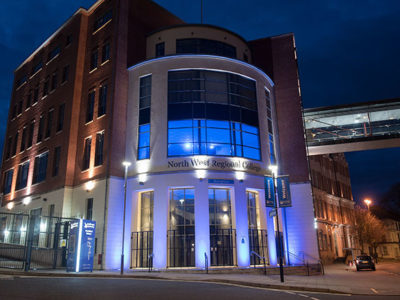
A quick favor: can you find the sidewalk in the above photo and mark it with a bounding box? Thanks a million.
[1,262,399,296]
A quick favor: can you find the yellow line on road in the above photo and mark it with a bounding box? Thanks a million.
[370,288,378,294]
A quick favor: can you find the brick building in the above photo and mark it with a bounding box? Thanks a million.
[0,0,319,271]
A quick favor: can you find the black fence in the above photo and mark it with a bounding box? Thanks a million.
[0,212,77,270]
[249,229,269,266]
[167,230,195,267]
[210,228,236,266]
[131,231,153,268]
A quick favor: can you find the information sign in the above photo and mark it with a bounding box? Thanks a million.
[277,176,292,207]
[264,176,275,207]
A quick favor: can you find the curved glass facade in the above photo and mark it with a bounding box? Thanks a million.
[176,38,236,59]
[167,70,260,160]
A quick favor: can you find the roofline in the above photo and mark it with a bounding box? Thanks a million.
[303,97,400,114]
[147,24,249,46]
[248,32,295,43]
[15,7,88,73]
[127,54,274,87]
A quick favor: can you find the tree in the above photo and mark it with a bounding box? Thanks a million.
[353,206,385,256]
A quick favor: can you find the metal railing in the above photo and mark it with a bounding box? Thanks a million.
[210,228,236,266]
[249,229,268,266]
[167,229,195,268]
[131,231,153,268]
[250,251,267,275]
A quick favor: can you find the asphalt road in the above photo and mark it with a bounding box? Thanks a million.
[0,277,398,300]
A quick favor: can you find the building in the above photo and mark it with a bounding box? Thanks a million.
[309,153,357,263]
[0,0,319,271]
[376,219,400,260]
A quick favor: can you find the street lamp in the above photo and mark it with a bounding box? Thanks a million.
[268,164,284,283]
[364,198,372,211]
[121,161,131,275]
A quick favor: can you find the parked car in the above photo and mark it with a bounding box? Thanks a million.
[355,255,376,271]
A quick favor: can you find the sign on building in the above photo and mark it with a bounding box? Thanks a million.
[67,219,96,272]
[277,176,292,207]
[264,176,275,207]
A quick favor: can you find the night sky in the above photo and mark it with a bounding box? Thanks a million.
[0,0,399,205]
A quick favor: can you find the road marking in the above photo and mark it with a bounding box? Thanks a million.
[298,294,309,298]
[370,288,378,294]
[310,297,320,300]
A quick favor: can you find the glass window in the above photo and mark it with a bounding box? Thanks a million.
[176,38,236,59]
[168,188,195,267]
[52,146,61,177]
[16,161,29,190]
[43,77,49,97]
[20,127,27,152]
[138,75,151,160]
[31,61,43,76]
[93,10,112,32]
[33,86,39,104]
[155,42,165,57]
[12,132,18,156]
[17,100,23,115]
[6,136,12,159]
[37,115,44,143]
[3,169,13,195]
[47,46,60,62]
[86,198,93,220]
[90,49,98,71]
[102,43,110,63]
[98,84,107,117]
[86,90,95,123]
[33,152,48,184]
[51,71,58,91]
[62,65,69,83]
[83,137,92,171]
[45,109,53,138]
[57,103,65,132]
[27,122,34,149]
[95,131,104,166]
[140,191,154,231]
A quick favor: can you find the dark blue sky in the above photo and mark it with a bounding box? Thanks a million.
[0,0,399,204]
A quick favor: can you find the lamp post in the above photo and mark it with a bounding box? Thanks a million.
[121,161,131,275]
[364,198,372,211]
[269,164,284,283]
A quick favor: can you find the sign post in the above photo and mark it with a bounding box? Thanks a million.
[67,219,96,272]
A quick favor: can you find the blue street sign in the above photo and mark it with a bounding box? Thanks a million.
[208,179,234,184]
[269,208,277,218]
[277,176,292,207]
[264,176,275,207]
[67,219,96,272]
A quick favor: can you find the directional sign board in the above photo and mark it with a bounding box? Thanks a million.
[264,176,275,207]
[277,176,292,207]
[269,209,277,218]
[67,219,96,272]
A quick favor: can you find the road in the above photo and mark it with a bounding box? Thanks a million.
[0,276,398,300]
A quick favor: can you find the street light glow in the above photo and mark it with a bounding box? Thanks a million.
[268,164,278,177]
[122,161,131,167]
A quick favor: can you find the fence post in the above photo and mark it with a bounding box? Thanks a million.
[263,257,267,275]
[52,222,60,269]
[61,221,69,267]
[24,215,36,271]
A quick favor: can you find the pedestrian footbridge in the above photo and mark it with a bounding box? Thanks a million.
[304,98,400,155]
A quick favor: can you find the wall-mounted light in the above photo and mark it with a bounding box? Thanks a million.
[196,169,206,181]
[138,173,147,185]
[235,171,245,182]
[22,196,32,205]
[7,202,14,210]
[85,180,95,192]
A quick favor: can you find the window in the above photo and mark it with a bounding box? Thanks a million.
[155,42,165,57]
[47,45,60,62]
[12,132,18,156]
[95,131,104,166]
[3,169,13,195]
[45,109,54,138]
[86,198,93,220]
[86,90,95,123]
[51,71,58,91]
[52,146,61,177]
[33,152,48,184]
[57,103,65,132]
[26,91,32,109]
[168,188,195,267]
[102,42,110,63]
[12,104,17,119]
[31,61,43,76]
[17,100,23,115]
[66,35,72,46]
[33,86,39,104]
[98,84,107,117]
[62,65,69,83]
[176,38,236,58]
[138,75,151,160]
[167,70,260,160]
[37,115,44,143]
[16,161,29,190]
[43,77,49,97]
[16,75,27,88]
[20,127,27,152]
[83,137,92,170]
[6,136,12,159]
[243,53,248,62]
[90,49,98,71]
[93,10,112,32]
[139,191,153,231]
